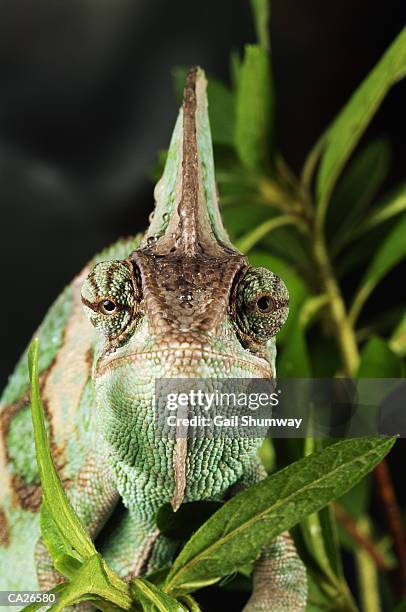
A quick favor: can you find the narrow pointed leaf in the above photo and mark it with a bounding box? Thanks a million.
[28,339,96,560]
[350,214,406,322]
[164,437,395,593]
[249,0,270,50]
[131,578,187,612]
[357,337,403,378]
[316,26,406,222]
[278,324,311,377]
[354,181,406,238]
[389,313,406,357]
[235,45,274,171]
[328,139,390,248]
[40,500,76,563]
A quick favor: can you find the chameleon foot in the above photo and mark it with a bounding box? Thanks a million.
[242,533,307,612]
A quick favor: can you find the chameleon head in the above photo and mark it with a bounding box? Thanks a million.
[81,257,289,381]
[80,67,289,507]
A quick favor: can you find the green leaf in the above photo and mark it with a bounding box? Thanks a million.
[278,324,311,377]
[28,340,131,610]
[309,337,341,378]
[249,0,270,50]
[261,226,313,274]
[335,223,390,277]
[164,437,395,594]
[316,26,406,225]
[299,295,329,329]
[301,440,344,582]
[172,67,235,145]
[145,567,171,588]
[27,339,96,561]
[222,203,271,240]
[235,45,274,172]
[131,577,187,612]
[317,504,343,579]
[40,501,76,565]
[327,139,390,250]
[177,593,202,612]
[389,312,406,357]
[349,213,406,323]
[352,180,406,239]
[357,336,403,378]
[53,554,82,580]
[230,50,242,89]
[207,79,236,146]
[357,305,405,342]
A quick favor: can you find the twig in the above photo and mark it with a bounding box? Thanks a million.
[333,503,391,571]
[354,517,381,612]
[373,460,406,597]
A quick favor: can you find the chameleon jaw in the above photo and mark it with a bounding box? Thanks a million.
[95,347,273,380]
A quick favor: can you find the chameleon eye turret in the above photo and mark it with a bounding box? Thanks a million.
[235,267,289,342]
[81,260,140,339]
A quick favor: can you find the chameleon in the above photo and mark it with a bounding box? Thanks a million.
[0,68,307,611]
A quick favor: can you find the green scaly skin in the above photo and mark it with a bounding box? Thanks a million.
[0,68,307,611]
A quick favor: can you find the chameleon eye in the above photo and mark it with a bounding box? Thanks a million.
[235,267,289,342]
[99,299,117,315]
[81,260,139,339]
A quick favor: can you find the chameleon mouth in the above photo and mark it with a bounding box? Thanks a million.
[95,346,272,379]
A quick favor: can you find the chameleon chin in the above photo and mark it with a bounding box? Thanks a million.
[0,68,306,610]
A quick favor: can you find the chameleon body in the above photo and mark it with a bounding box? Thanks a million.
[0,69,307,610]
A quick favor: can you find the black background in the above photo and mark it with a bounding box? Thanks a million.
[0,1,405,604]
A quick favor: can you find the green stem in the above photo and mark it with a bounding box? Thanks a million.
[236,214,304,253]
[355,518,381,612]
[267,156,360,375]
[348,282,374,327]
[299,294,329,328]
[312,233,360,375]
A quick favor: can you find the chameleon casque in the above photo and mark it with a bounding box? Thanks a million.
[0,68,307,610]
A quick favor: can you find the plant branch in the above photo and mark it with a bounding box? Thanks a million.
[236,215,305,253]
[354,517,381,612]
[373,460,406,598]
[333,504,392,571]
[312,232,360,375]
[271,160,360,375]
[348,282,375,327]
